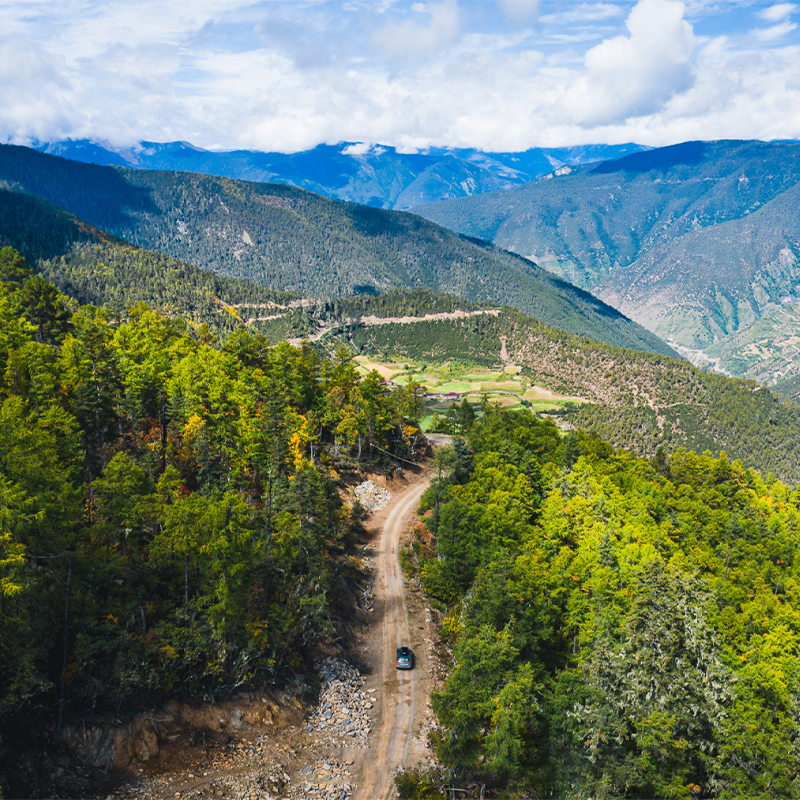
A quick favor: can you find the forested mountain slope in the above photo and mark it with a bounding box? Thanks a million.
[35,139,648,210]
[0,188,306,338]
[0,180,794,481]
[342,306,800,484]
[0,179,795,481]
[417,140,800,395]
[0,183,122,256]
[0,144,673,357]
[414,410,800,798]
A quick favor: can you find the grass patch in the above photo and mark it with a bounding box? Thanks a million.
[434,380,473,393]
[420,414,437,431]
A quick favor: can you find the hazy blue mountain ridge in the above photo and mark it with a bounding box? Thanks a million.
[33,139,649,210]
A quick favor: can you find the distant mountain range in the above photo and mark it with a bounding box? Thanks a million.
[0,144,671,356]
[416,139,800,399]
[32,139,648,210]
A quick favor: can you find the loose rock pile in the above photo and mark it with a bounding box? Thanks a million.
[286,758,354,800]
[306,658,374,749]
[353,480,391,513]
[186,764,290,800]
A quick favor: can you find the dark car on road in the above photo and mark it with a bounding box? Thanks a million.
[396,646,415,670]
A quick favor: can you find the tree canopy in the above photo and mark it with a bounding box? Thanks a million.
[0,247,423,796]
[416,406,800,798]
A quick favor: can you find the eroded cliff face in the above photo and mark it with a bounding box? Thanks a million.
[60,691,301,770]
[0,691,306,798]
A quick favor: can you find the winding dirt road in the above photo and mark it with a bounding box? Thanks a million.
[351,474,430,799]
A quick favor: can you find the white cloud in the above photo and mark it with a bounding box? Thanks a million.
[540,3,624,26]
[1,0,800,154]
[370,0,460,59]
[53,0,253,59]
[559,0,697,125]
[759,3,797,22]
[341,142,371,154]
[755,20,797,40]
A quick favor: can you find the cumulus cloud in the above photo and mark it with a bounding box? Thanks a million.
[559,0,697,125]
[1,0,800,153]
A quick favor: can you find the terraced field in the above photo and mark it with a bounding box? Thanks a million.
[354,356,581,429]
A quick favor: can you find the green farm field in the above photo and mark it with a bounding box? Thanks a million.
[354,356,579,427]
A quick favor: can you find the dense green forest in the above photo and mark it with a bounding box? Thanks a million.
[343,308,800,483]
[0,247,424,797]
[409,409,800,798]
[0,146,674,356]
[37,242,312,340]
[0,188,307,339]
[0,185,122,259]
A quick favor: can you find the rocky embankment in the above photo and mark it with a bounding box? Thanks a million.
[276,658,377,800]
[305,658,374,748]
[111,735,299,800]
[287,757,355,800]
[103,658,375,800]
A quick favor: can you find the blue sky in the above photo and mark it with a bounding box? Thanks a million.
[1,0,799,152]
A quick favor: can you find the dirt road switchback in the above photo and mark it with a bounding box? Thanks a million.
[350,474,431,800]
